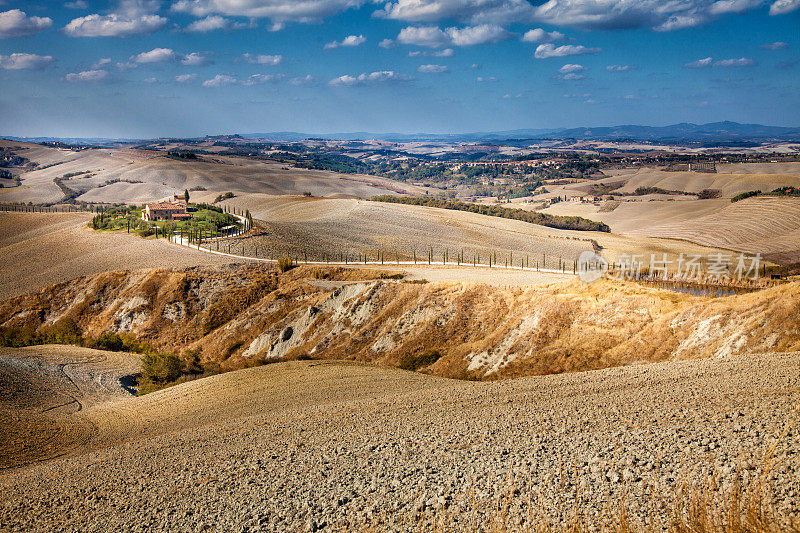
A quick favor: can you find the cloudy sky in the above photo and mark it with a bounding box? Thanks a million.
[1,0,798,138]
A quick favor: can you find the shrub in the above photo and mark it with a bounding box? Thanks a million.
[732,190,762,202]
[697,188,722,199]
[37,318,83,345]
[91,331,149,353]
[277,257,295,273]
[379,272,404,280]
[139,353,183,394]
[399,349,443,371]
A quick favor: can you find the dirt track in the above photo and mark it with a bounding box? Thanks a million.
[0,349,798,531]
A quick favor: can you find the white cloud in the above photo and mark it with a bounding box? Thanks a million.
[770,0,800,14]
[64,11,166,37]
[134,47,178,63]
[606,63,636,72]
[409,48,454,57]
[532,0,778,32]
[289,74,315,85]
[324,34,366,49]
[171,0,363,23]
[521,28,564,43]
[476,76,497,82]
[181,52,212,65]
[397,24,510,48]
[378,38,395,48]
[558,72,585,80]
[65,69,108,81]
[760,41,789,50]
[64,0,89,8]
[685,56,755,68]
[714,57,755,67]
[175,73,197,82]
[185,15,232,31]
[417,63,448,73]
[92,57,112,68]
[685,56,713,68]
[558,63,584,73]
[376,0,537,24]
[0,9,53,38]
[534,43,601,59]
[202,73,237,87]
[397,26,449,47]
[446,24,509,46]
[143,76,158,82]
[241,73,283,85]
[329,70,413,86]
[241,53,282,65]
[0,52,54,70]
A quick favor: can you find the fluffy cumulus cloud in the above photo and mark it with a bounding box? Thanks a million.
[417,63,448,73]
[556,63,586,79]
[202,73,237,87]
[134,47,178,63]
[770,0,800,14]
[65,69,108,82]
[558,63,585,73]
[182,52,212,65]
[324,34,366,49]
[185,15,253,31]
[532,0,798,32]
[606,63,636,72]
[0,9,53,38]
[171,0,364,23]
[130,48,213,65]
[396,24,510,48]
[65,0,167,37]
[520,28,564,43]
[685,56,755,68]
[329,70,413,86]
[240,53,282,65]
[375,0,537,24]
[534,43,601,59]
[0,52,54,70]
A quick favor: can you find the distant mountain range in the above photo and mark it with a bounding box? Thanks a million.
[243,122,800,143]
[6,122,800,145]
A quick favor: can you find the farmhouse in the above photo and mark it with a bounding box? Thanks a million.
[142,200,189,221]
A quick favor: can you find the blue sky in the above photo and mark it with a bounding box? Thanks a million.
[1,0,798,138]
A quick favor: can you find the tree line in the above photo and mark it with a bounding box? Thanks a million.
[371,195,611,232]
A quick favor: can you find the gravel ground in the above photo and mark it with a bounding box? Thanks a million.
[1,352,798,531]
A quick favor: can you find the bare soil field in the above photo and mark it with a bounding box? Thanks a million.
[0,213,239,301]
[628,196,800,263]
[216,194,733,267]
[0,345,139,469]
[542,196,800,263]
[0,140,425,205]
[602,167,800,197]
[0,213,576,301]
[1,349,798,531]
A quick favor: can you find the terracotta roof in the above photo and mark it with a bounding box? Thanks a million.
[147,202,185,211]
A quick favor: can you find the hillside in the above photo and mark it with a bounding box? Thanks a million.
[631,196,800,263]
[0,140,423,205]
[2,265,798,380]
[1,347,798,530]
